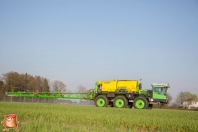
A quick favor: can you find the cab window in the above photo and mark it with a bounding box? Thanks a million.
[153,87,166,94]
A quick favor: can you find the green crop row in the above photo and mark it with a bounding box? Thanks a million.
[0,102,198,132]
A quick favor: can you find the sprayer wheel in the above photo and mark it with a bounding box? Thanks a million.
[114,96,128,108]
[95,95,109,107]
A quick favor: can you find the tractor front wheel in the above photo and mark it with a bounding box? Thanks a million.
[134,97,148,109]
[95,95,109,107]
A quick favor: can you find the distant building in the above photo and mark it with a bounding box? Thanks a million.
[183,101,198,109]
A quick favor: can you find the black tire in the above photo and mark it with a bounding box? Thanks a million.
[113,96,128,108]
[94,95,109,107]
[134,97,148,109]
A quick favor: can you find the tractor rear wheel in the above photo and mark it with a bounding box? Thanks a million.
[134,97,148,109]
[95,95,109,107]
[114,96,128,108]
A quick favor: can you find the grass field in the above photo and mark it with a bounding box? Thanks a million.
[0,102,198,132]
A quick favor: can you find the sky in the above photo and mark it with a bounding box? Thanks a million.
[0,1,198,100]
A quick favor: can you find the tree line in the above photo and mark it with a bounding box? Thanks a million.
[0,71,67,101]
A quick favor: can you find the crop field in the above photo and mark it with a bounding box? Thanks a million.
[0,102,198,132]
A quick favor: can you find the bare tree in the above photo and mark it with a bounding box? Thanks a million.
[176,91,191,105]
[43,78,50,92]
[176,91,198,108]
[185,93,198,107]
[76,85,87,92]
[3,71,21,92]
[51,80,67,92]
[166,93,173,104]
[0,77,5,101]
[27,75,36,92]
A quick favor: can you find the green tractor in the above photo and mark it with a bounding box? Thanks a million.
[89,81,170,109]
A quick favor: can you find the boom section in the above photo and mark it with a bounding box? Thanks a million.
[6,91,94,100]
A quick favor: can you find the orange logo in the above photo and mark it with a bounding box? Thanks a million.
[1,114,19,131]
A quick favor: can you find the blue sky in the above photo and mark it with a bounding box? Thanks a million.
[0,1,198,99]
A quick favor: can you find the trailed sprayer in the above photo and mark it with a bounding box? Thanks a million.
[6,80,170,109]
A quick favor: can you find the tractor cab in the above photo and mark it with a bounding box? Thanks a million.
[151,83,170,103]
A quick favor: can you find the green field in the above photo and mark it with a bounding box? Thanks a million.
[0,102,198,132]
